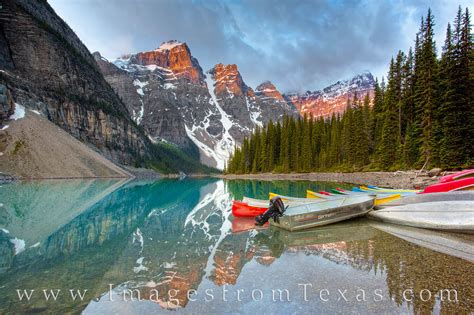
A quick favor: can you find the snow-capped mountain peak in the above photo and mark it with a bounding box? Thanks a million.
[284,72,375,118]
[155,40,184,51]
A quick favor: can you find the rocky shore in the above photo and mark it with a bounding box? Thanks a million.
[218,170,448,189]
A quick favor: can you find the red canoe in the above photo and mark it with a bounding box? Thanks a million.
[422,177,474,193]
[232,200,267,217]
[319,191,333,196]
[439,169,474,183]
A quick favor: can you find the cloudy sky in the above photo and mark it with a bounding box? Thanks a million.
[50,0,471,93]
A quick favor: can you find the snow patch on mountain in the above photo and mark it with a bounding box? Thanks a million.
[184,74,237,170]
[133,79,148,96]
[245,97,263,127]
[132,101,145,125]
[155,40,183,51]
[10,103,25,120]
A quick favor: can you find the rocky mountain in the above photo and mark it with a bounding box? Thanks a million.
[285,71,375,118]
[0,0,152,164]
[0,0,375,174]
[0,0,212,174]
[95,42,298,169]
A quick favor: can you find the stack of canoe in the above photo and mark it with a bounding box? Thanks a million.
[231,169,474,233]
[368,169,474,233]
[422,169,474,193]
[368,192,474,233]
[232,190,380,231]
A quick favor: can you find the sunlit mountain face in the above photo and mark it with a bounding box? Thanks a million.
[0,179,472,314]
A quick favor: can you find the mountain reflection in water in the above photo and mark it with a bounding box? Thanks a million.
[0,179,472,314]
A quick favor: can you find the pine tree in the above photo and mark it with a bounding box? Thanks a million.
[226,7,472,174]
[418,9,439,166]
[280,117,290,172]
[266,121,275,171]
[300,114,312,171]
[353,99,369,167]
[379,58,401,169]
[440,7,473,166]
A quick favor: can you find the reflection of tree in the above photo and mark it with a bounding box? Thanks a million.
[226,179,353,200]
[285,223,473,313]
[210,219,473,314]
[362,232,474,314]
[1,179,472,314]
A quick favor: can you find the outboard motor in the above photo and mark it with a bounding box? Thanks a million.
[255,196,287,226]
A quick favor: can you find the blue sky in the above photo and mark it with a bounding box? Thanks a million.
[50,0,472,92]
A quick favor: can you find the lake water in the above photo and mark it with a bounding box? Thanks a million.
[0,179,472,314]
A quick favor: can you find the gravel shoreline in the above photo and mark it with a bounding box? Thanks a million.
[217,171,445,189]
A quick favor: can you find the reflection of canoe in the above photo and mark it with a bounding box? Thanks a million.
[270,220,378,247]
[369,222,474,262]
[368,201,474,233]
[422,178,474,193]
[231,217,268,233]
[270,195,375,231]
[439,169,474,183]
[376,191,474,209]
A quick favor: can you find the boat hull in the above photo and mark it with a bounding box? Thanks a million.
[232,201,267,217]
[330,189,400,206]
[422,178,474,193]
[306,190,334,199]
[439,169,474,183]
[242,196,329,208]
[368,201,474,233]
[376,191,474,208]
[270,197,375,231]
[360,186,420,193]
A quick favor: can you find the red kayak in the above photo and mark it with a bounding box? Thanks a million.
[232,200,267,217]
[422,177,474,193]
[439,169,474,183]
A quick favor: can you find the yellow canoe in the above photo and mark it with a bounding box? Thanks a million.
[269,192,319,202]
[374,193,401,206]
[307,189,400,206]
[360,186,420,193]
[305,190,331,199]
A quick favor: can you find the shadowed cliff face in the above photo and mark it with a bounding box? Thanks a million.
[0,84,14,124]
[0,0,151,164]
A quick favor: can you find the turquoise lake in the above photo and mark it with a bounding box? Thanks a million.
[0,179,472,314]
